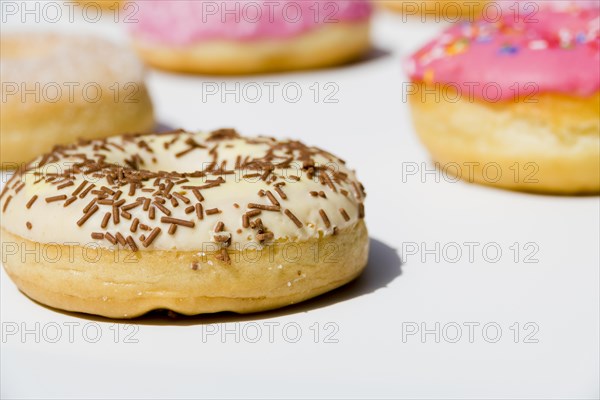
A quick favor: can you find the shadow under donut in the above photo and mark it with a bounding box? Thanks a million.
[149,47,392,78]
[339,46,392,69]
[153,122,176,133]
[29,238,402,325]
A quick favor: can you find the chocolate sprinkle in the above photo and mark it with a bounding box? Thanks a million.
[130,218,139,232]
[284,209,303,228]
[191,189,204,202]
[339,208,350,221]
[105,233,117,245]
[112,206,120,224]
[153,201,172,216]
[161,216,195,228]
[126,236,138,251]
[77,204,99,226]
[248,203,280,212]
[83,199,98,213]
[63,196,77,207]
[57,181,74,190]
[143,227,161,247]
[78,183,95,199]
[26,195,38,209]
[319,209,331,228]
[46,195,67,203]
[115,232,127,246]
[101,212,111,228]
[265,191,280,206]
[246,210,261,217]
[274,186,287,200]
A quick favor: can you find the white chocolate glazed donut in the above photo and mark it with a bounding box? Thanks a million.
[0,129,368,318]
[0,33,154,167]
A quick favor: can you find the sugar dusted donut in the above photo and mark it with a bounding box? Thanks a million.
[406,6,600,194]
[0,129,368,318]
[128,0,372,74]
[0,33,154,167]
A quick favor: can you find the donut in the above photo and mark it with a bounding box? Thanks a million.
[0,33,154,168]
[128,0,372,74]
[378,0,489,20]
[0,129,368,318]
[405,6,600,194]
[74,0,121,10]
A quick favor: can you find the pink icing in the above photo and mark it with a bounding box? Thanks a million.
[407,8,600,100]
[129,0,372,45]
[499,0,600,12]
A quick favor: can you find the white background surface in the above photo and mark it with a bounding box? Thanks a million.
[1,3,599,399]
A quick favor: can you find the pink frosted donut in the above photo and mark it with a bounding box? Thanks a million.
[128,0,373,74]
[406,7,600,100]
[405,7,600,194]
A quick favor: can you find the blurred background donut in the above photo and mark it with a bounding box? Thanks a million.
[127,0,373,74]
[377,0,490,20]
[405,4,600,193]
[0,33,154,167]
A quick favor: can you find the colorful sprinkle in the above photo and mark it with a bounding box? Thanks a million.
[499,44,519,55]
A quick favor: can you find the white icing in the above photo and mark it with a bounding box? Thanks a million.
[0,131,365,252]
